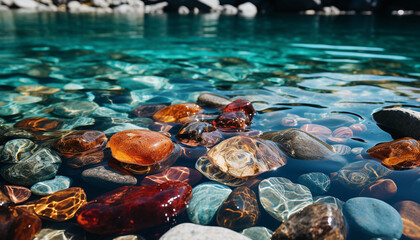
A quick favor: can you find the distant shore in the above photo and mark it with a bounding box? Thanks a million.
[1,0,420,16]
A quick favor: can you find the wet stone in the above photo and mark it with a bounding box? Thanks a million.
[350,123,367,133]
[259,177,313,222]
[207,135,286,178]
[359,179,397,200]
[160,223,251,240]
[0,138,37,163]
[0,148,61,186]
[272,203,347,240]
[300,124,332,139]
[82,166,137,189]
[52,101,99,118]
[132,104,167,118]
[367,137,420,170]
[332,144,351,155]
[0,190,10,206]
[0,206,42,240]
[297,172,331,195]
[241,226,273,240]
[91,107,129,119]
[336,160,391,190]
[31,175,72,196]
[15,84,59,96]
[53,130,107,158]
[187,182,231,225]
[112,235,146,240]
[197,92,232,109]
[176,121,222,147]
[313,196,344,210]
[14,117,63,132]
[222,99,255,121]
[140,166,201,187]
[66,149,105,168]
[153,103,203,123]
[216,186,260,230]
[393,201,420,240]
[109,129,175,166]
[2,185,31,204]
[343,197,403,239]
[60,117,95,130]
[77,182,192,235]
[196,156,250,186]
[373,108,420,140]
[33,222,86,240]
[213,111,251,131]
[103,123,147,134]
[332,126,353,138]
[31,187,87,221]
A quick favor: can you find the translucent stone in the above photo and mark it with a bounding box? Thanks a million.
[53,130,107,158]
[207,135,286,178]
[0,206,42,240]
[367,137,420,170]
[2,185,31,204]
[52,101,99,118]
[34,222,86,240]
[187,182,232,225]
[60,117,95,130]
[313,196,344,210]
[66,149,105,168]
[271,203,347,240]
[333,127,353,138]
[222,99,255,121]
[259,177,313,222]
[176,121,222,147]
[76,182,192,235]
[132,104,167,118]
[0,139,37,163]
[393,201,420,240]
[32,187,87,221]
[241,227,273,240]
[141,166,201,186]
[153,103,203,123]
[350,123,367,133]
[109,129,175,166]
[30,175,72,196]
[216,186,260,230]
[336,160,391,190]
[195,156,249,186]
[213,111,250,131]
[14,117,63,132]
[332,144,351,155]
[300,124,332,139]
[297,172,331,195]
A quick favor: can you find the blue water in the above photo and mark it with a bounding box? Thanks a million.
[0,12,419,240]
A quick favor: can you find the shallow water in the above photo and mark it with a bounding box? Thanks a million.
[0,12,419,240]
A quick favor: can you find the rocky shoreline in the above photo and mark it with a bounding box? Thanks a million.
[1,0,420,15]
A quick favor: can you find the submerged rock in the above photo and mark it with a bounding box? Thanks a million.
[52,101,98,118]
[297,172,330,195]
[393,201,420,240]
[271,203,347,240]
[82,166,137,189]
[31,175,72,196]
[2,185,31,204]
[14,117,63,132]
[241,226,273,240]
[53,130,107,158]
[197,92,232,108]
[373,108,420,140]
[153,103,202,123]
[34,222,86,240]
[359,179,397,200]
[140,166,201,187]
[0,206,42,240]
[160,223,251,240]
[176,121,222,147]
[0,138,37,163]
[213,111,251,131]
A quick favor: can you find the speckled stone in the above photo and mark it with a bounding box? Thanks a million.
[0,138,37,163]
[187,182,232,225]
[343,197,403,239]
[31,175,72,196]
[0,148,61,186]
[297,172,330,195]
[272,203,347,240]
[52,101,99,118]
[160,223,251,240]
[81,166,137,189]
[259,177,313,222]
[241,226,273,240]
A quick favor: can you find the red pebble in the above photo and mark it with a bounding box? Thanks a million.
[213,111,250,131]
[222,99,255,121]
[76,182,192,235]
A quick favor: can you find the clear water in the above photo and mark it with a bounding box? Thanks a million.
[0,12,419,239]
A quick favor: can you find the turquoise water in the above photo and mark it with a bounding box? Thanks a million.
[0,12,420,239]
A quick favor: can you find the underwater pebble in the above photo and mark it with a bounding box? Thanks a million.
[297,172,330,195]
[160,223,251,240]
[31,175,72,196]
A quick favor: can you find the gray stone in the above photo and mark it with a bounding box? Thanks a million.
[13,0,38,8]
[31,175,72,196]
[160,223,251,240]
[81,166,137,189]
[238,2,257,17]
[241,226,273,240]
[197,92,232,108]
[0,139,37,163]
[0,148,61,186]
[52,101,98,118]
[373,108,420,140]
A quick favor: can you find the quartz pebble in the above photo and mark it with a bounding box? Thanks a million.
[271,203,347,240]
[132,104,167,118]
[259,177,313,222]
[187,182,232,225]
[216,186,260,230]
[160,223,252,240]
[77,182,192,235]
[222,99,255,121]
[300,124,332,139]
[34,222,86,240]
[313,196,344,210]
[31,175,72,196]
[332,144,351,155]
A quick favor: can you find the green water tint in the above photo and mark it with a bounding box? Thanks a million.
[0,12,419,240]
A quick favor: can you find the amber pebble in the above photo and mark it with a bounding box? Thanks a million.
[176,121,222,147]
[2,185,31,204]
[141,166,201,187]
[132,104,167,118]
[32,187,87,221]
[213,111,250,131]
[222,99,255,121]
[153,103,203,123]
[177,114,216,124]
[109,129,175,166]
[0,190,10,206]
[216,186,260,230]
[350,123,367,133]
[53,130,107,158]
[14,117,63,132]
[77,182,192,235]
[0,206,42,240]
[300,124,332,139]
[367,137,420,170]
[333,127,353,138]
[393,201,420,240]
[359,179,397,200]
[66,149,105,168]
